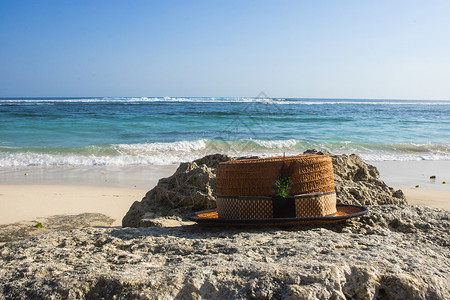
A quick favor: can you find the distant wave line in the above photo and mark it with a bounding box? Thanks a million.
[1,97,449,106]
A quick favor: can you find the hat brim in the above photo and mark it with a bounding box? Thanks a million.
[186,204,368,226]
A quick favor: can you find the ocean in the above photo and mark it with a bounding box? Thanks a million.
[1,97,449,168]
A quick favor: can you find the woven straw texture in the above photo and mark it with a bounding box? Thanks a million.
[217,197,273,219]
[217,192,336,219]
[295,192,336,217]
[216,155,335,197]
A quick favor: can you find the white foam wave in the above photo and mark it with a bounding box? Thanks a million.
[114,140,209,154]
[252,139,299,148]
[0,97,277,104]
[1,140,449,168]
[0,140,214,167]
[2,97,448,105]
[360,153,450,161]
[0,152,179,167]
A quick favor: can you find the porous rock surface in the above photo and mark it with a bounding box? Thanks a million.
[123,152,407,227]
[1,206,449,299]
[0,213,115,244]
[122,154,234,227]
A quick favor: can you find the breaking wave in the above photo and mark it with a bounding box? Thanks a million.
[1,139,449,168]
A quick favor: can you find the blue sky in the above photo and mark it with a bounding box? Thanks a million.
[0,0,449,99]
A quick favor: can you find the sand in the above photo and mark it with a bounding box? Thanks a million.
[0,185,147,226]
[369,160,450,191]
[369,160,450,211]
[402,189,450,211]
[0,165,178,226]
[0,161,448,227]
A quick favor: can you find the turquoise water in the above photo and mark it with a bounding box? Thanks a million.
[1,97,449,167]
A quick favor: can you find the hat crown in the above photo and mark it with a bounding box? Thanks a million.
[216,155,337,219]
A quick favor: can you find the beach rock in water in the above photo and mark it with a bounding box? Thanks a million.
[1,205,449,299]
[304,150,407,206]
[122,154,234,227]
[123,152,406,227]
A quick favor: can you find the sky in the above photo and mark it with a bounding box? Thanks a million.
[0,0,449,99]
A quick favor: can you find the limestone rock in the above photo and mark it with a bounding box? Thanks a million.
[122,154,234,227]
[1,205,448,299]
[0,213,114,244]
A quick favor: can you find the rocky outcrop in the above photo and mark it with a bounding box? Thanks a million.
[122,154,234,227]
[1,205,449,299]
[123,152,407,227]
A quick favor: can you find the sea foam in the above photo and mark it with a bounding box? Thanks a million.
[1,139,449,168]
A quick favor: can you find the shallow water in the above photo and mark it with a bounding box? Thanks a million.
[1,97,449,167]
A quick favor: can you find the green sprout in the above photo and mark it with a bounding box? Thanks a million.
[274,175,290,197]
[35,222,44,228]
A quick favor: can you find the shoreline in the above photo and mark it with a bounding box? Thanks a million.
[2,160,449,190]
[0,160,449,227]
[0,164,179,189]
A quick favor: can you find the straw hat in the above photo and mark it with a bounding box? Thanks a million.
[187,155,368,226]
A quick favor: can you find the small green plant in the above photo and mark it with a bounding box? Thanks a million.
[274,175,290,197]
[35,222,44,228]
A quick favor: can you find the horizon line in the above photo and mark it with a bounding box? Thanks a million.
[1,96,449,101]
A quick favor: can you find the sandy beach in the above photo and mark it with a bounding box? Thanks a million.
[0,165,178,226]
[370,160,450,211]
[0,160,448,227]
[0,185,147,226]
[402,189,450,211]
[370,160,450,191]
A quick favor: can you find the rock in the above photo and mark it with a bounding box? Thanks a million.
[1,205,449,299]
[138,216,188,227]
[122,154,234,227]
[0,213,114,244]
[123,152,407,227]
